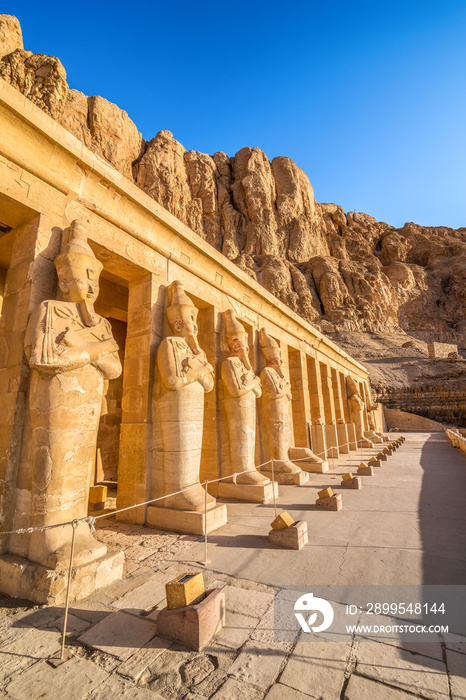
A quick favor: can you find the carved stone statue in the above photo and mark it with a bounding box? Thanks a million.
[259,329,325,481]
[24,220,122,569]
[346,375,373,448]
[219,311,277,502]
[147,281,227,534]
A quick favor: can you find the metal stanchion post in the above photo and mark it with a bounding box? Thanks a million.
[271,459,277,518]
[54,520,78,665]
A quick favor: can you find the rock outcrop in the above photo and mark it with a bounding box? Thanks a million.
[1,14,465,424]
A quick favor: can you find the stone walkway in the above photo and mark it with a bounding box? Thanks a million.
[0,432,465,699]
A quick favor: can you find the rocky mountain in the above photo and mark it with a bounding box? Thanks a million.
[1,14,465,424]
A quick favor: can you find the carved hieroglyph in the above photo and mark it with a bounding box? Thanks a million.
[24,220,122,569]
[259,329,321,479]
[156,281,217,511]
[221,310,270,486]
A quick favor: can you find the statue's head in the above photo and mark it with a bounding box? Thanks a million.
[166,281,199,347]
[259,328,281,366]
[54,220,103,326]
[224,309,249,355]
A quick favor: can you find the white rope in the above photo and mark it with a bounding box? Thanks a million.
[1,437,383,537]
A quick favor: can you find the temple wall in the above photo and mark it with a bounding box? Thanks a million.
[0,78,373,536]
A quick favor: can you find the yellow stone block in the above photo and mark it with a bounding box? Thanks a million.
[271,511,295,531]
[317,487,333,499]
[368,457,377,463]
[88,485,107,504]
[358,462,369,469]
[166,572,205,610]
[342,473,354,481]
[383,447,390,454]
[377,452,385,458]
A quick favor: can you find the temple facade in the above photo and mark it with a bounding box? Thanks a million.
[0,79,383,602]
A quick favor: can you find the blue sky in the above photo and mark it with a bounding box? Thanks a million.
[6,1,466,228]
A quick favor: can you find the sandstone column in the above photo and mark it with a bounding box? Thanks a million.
[116,272,161,524]
[147,281,227,534]
[218,310,278,503]
[320,363,339,458]
[331,367,349,453]
[307,356,328,459]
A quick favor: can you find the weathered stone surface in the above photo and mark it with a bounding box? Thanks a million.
[344,674,420,699]
[214,610,258,649]
[355,640,450,699]
[0,47,68,118]
[116,636,171,681]
[211,677,265,700]
[6,657,108,700]
[279,640,350,698]
[228,640,287,689]
[77,611,157,660]
[223,585,273,619]
[446,648,466,700]
[85,674,159,699]
[0,15,22,58]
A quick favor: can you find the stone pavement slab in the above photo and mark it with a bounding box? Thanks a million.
[265,683,313,699]
[6,656,108,700]
[211,676,265,699]
[86,673,162,699]
[250,604,298,651]
[279,640,350,699]
[77,610,156,660]
[344,673,422,699]
[116,635,171,681]
[228,639,287,689]
[0,627,61,682]
[355,640,450,699]
[445,633,466,655]
[111,576,167,614]
[215,610,258,649]
[224,585,273,618]
[445,648,466,700]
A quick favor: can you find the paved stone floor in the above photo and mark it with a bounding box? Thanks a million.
[0,432,465,699]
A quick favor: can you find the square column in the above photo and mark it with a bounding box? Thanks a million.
[331,368,349,454]
[117,273,161,524]
[307,356,327,459]
[288,348,311,449]
[320,362,339,459]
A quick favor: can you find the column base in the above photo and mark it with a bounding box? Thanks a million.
[262,469,309,485]
[292,459,329,473]
[0,548,124,605]
[217,480,279,503]
[146,502,227,536]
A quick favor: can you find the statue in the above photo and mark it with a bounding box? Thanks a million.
[346,375,373,448]
[219,310,277,502]
[24,220,122,569]
[259,329,325,481]
[147,281,227,534]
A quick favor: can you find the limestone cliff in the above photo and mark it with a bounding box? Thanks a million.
[1,14,465,423]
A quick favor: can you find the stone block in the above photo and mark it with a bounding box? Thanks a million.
[217,480,279,504]
[315,494,342,511]
[261,469,309,485]
[342,472,354,480]
[317,487,333,499]
[156,587,225,651]
[0,549,124,605]
[340,476,361,489]
[377,452,388,461]
[357,465,374,476]
[268,520,308,550]
[89,485,107,505]
[166,572,205,610]
[368,458,381,468]
[146,502,227,535]
[270,511,295,531]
